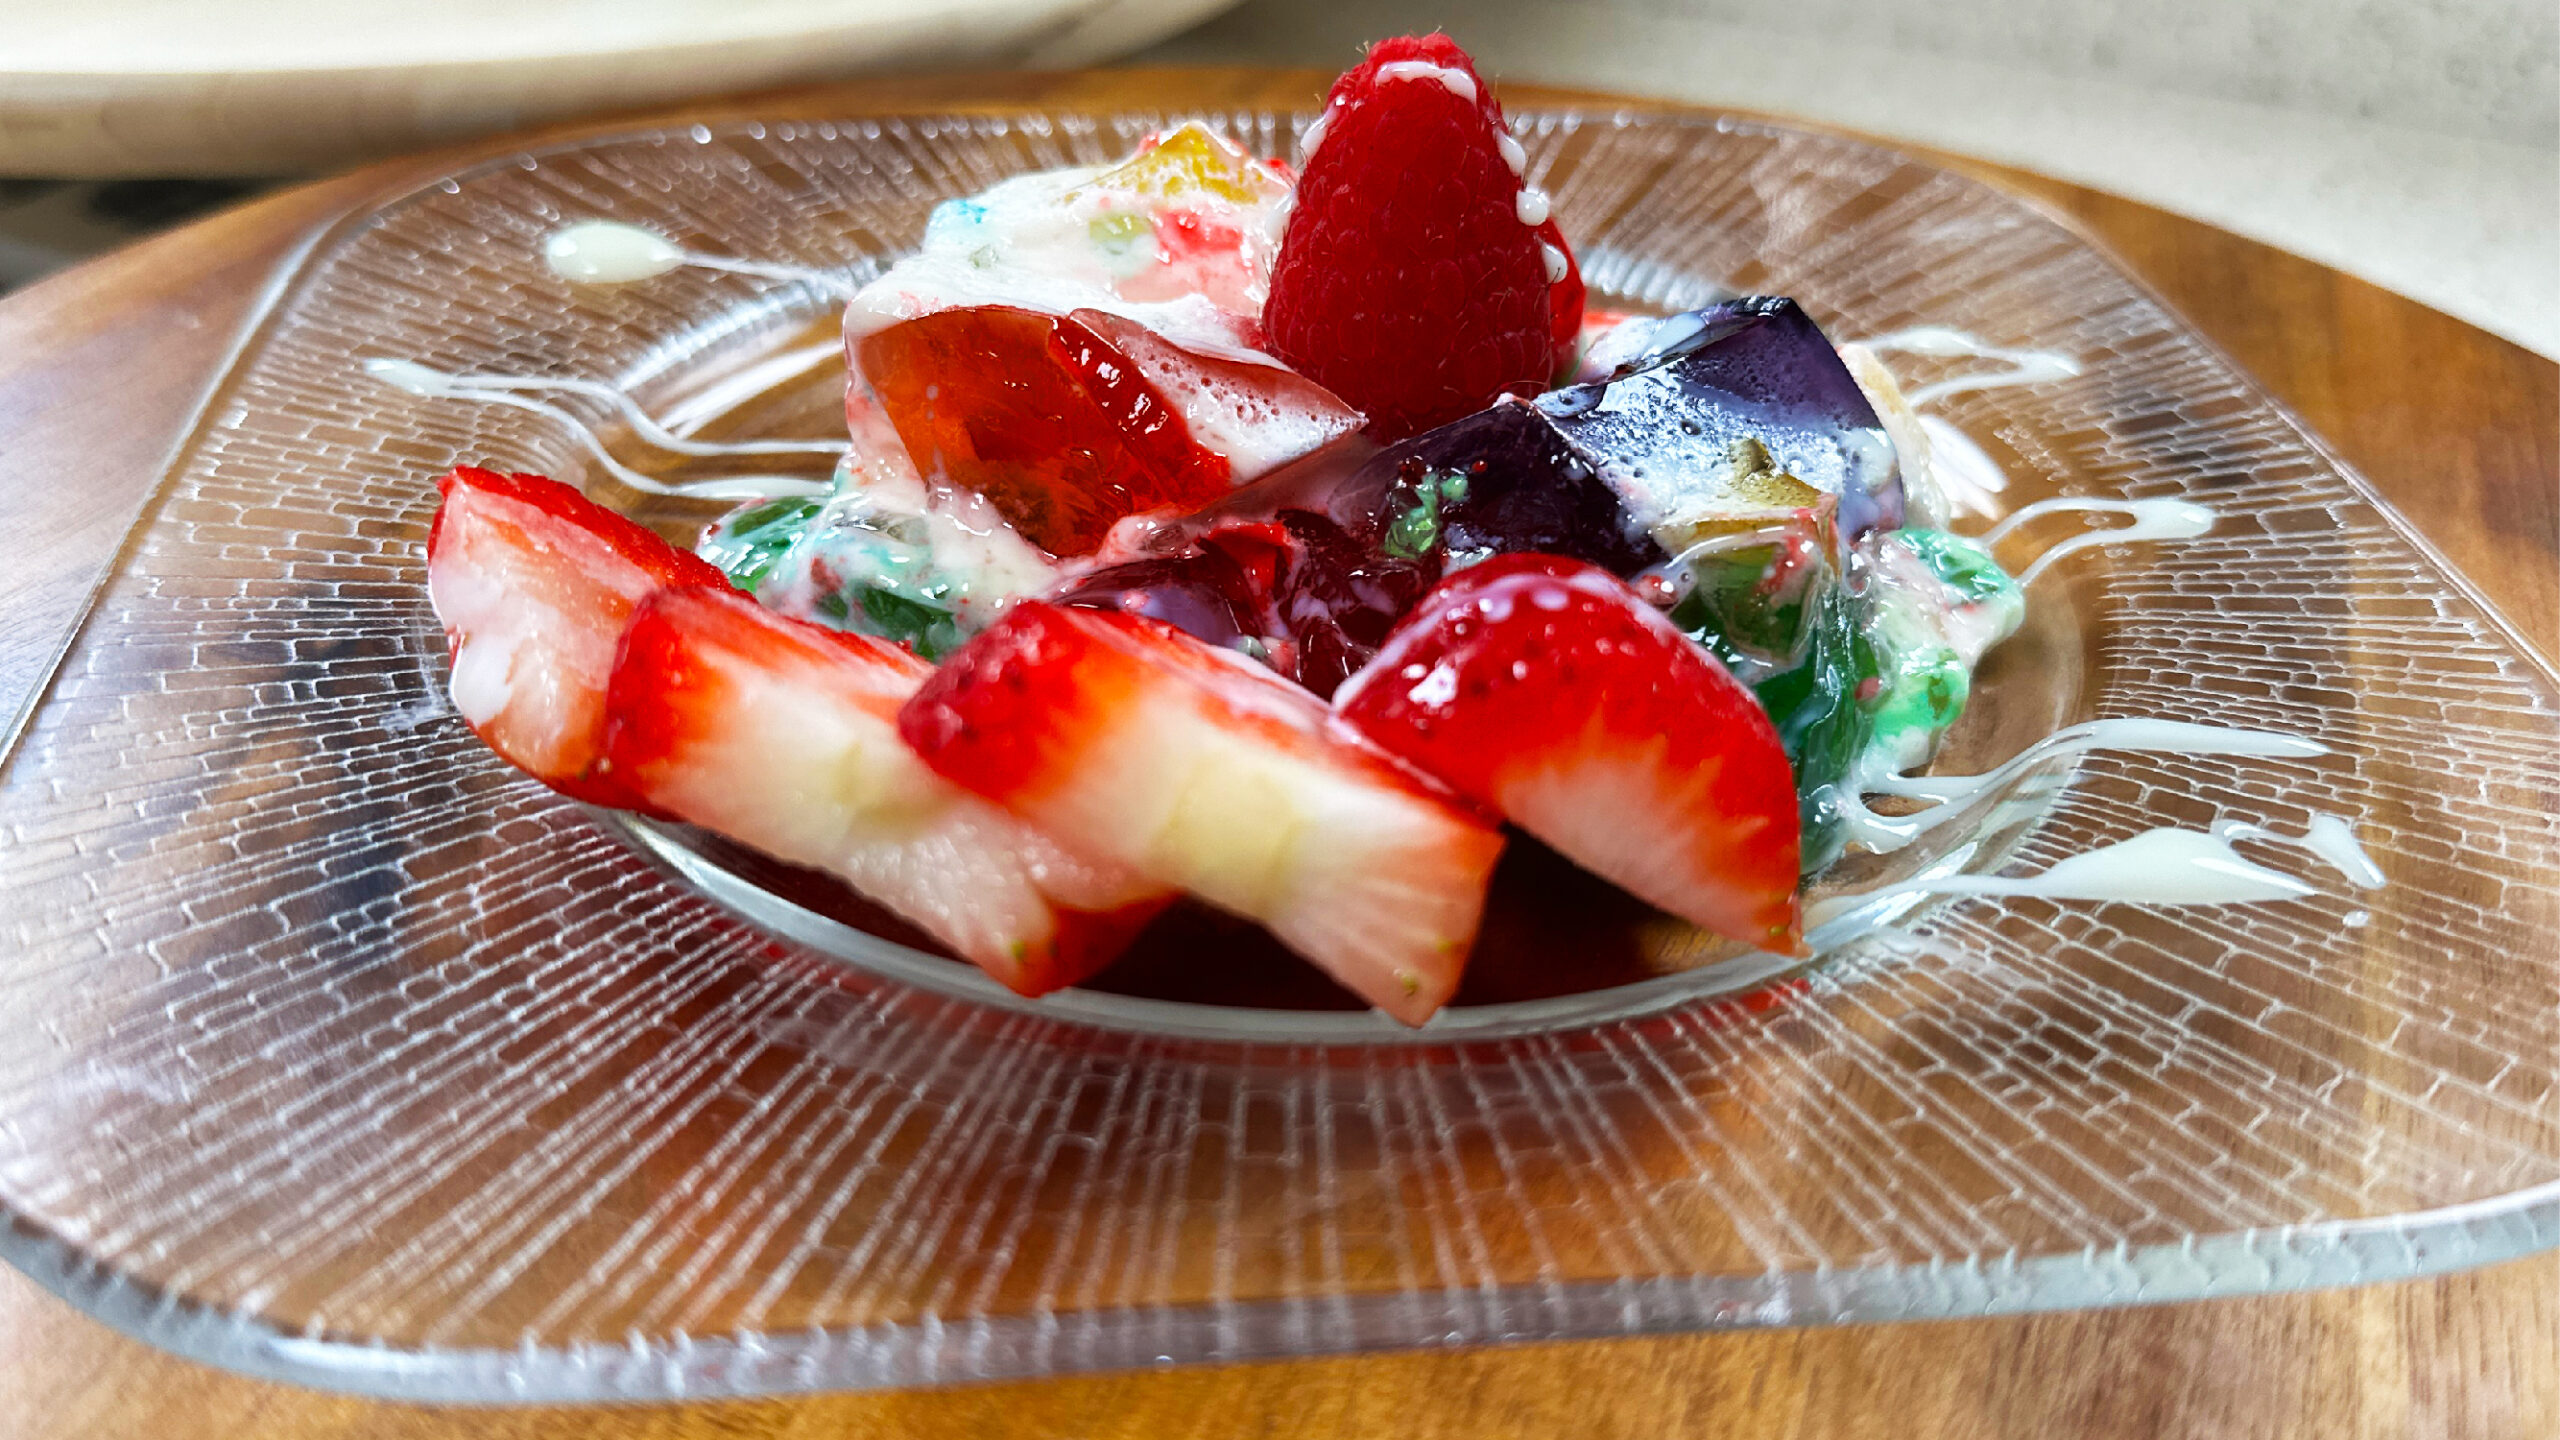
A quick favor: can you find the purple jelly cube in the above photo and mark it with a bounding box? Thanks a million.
[1323,401,1666,578]
[1538,297,1905,541]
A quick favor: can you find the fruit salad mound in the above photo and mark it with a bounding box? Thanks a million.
[426,33,2024,1025]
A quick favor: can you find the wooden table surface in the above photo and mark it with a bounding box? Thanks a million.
[0,67,2552,1440]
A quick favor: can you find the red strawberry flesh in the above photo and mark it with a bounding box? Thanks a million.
[603,584,1170,995]
[424,465,726,811]
[900,601,1505,1023]
[1334,553,1805,952]
[1265,33,1567,440]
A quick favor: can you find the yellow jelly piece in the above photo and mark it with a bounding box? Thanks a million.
[1651,438,1832,554]
[1087,210,1150,253]
[1089,121,1284,206]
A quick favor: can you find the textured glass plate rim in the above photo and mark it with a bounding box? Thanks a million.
[0,103,2553,1402]
[9,1186,2558,1404]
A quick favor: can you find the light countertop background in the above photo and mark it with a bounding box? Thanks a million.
[1,0,2552,359]
[1137,0,2559,360]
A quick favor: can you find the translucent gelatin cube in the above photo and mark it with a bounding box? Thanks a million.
[1054,510,1438,699]
[1326,402,1665,577]
[1086,122,1291,207]
[1540,297,1906,541]
[853,305,1232,557]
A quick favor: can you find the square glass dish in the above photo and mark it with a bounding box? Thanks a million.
[0,107,2554,1403]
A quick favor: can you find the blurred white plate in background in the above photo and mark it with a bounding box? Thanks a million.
[0,0,1239,176]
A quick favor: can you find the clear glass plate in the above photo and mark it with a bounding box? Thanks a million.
[0,108,2555,1403]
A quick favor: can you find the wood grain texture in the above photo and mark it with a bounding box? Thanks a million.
[0,67,2550,1440]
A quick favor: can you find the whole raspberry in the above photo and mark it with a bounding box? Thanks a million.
[1263,35,1579,442]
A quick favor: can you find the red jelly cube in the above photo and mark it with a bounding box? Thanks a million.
[852,305,1234,557]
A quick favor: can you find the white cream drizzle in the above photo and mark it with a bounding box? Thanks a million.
[1374,59,1478,101]
[544,220,857,295]
[1882,718,2324,802]
[364,358,835,500]
[1837,718,2326,853]
[1300,109,1333,160]
[1796,337,2379,953]
[1852,325,2083,406]
[1976,497,2218,587]
[1805,808,2382,950]
[1855,827,2319,907]
[1348,64,1539,234]
[652,340,844,437]
[1540,242,1569,284]
[2216,814,2386,890]
[2302,814,2388,888]
[1853,327,2088,407]
[1915,415,2007,519]
[543,221,681,283]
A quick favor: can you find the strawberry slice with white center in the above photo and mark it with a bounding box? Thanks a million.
[898,602,1505,1024]
[603,585,1172,995]
[1334,553,1805,953]
[425,465,727,811]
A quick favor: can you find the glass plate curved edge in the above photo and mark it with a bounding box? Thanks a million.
[0,104,2554,1405]
[612,811,1832,1046]
[9,1188,2556,1403]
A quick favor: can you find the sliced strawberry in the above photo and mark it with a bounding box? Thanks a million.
[424,465,727,810]
[899,602,1504,1023]
[1334,554,1805,953]
[603,585,1171,995]
[1265,33,1559,440]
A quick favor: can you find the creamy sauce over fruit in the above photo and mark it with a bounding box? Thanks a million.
[1373,59,1478,101]
[836,122,1292,366]
[417,171,2384,991]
